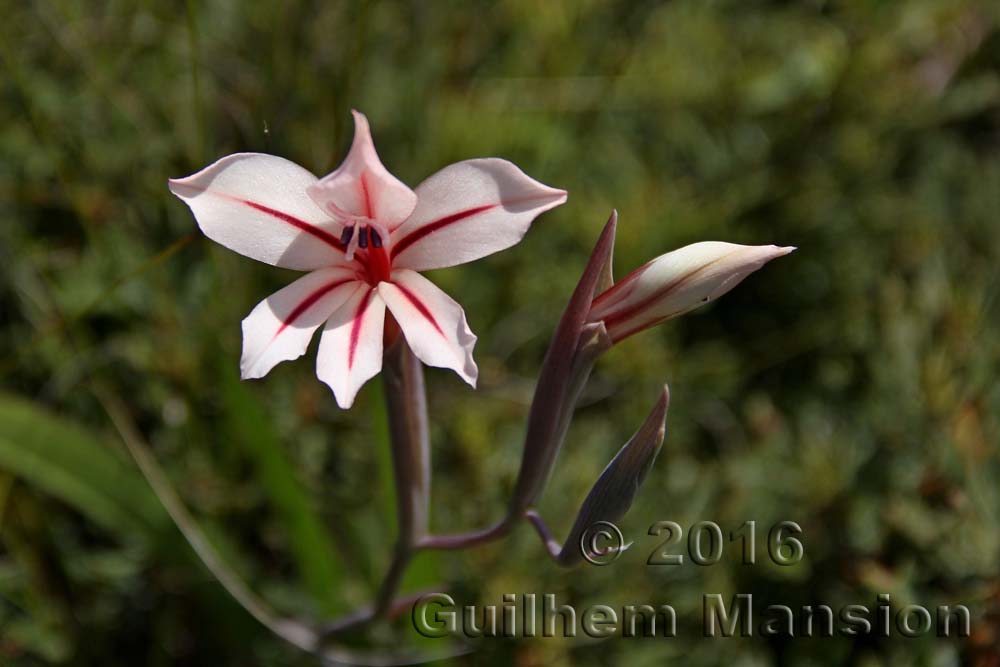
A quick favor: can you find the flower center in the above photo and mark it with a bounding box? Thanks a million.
[341,222,391,284]
[339,223,383,250]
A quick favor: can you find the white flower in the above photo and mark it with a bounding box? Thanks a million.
[169,111,566,408]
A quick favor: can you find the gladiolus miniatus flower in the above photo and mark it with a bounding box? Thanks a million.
[169,111,567,408]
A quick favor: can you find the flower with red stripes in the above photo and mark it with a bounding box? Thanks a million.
[169,111,566,408]
[587,241,795,344]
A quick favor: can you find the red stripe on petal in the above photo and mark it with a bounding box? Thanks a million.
[240,199,346,252]
[348,289,375,370]
[607,309,684,344]
[275,278,355,337]
[598,250,741,330]
[590,262,652,312]
[393,282,444,336]
[599,278,685,332]
[390,204,496,260]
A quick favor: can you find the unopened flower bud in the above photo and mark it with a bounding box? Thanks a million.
[558,386,669,566]
[588,242,794,343]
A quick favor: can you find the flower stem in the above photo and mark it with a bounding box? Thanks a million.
[416,518,512,550]
[506,213,618,515]
[524,509,562,559]
[508,322,611,515]
[374,338,430,614]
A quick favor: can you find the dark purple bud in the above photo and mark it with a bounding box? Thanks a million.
[370,228,383,248]
[358,226,369,248]
[557,386,669,566]
[340,225,355,245]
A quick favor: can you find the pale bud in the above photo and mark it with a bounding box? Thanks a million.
[588,242,795,343]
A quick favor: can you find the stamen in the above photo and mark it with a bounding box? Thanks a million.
[340,225,355,245]
[370,228,383,248]
[358,226,369,249]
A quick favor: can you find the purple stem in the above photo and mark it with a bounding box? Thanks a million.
[417,518,511,550]
[373,339,430,615]
[524,509,562,558]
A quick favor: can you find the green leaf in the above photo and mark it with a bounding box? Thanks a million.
[218,368,348,614]
[0,393,166,540]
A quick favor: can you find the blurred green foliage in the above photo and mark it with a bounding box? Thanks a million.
[1,1,999,665]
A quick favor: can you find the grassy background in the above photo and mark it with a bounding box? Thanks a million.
[1,1,999,665]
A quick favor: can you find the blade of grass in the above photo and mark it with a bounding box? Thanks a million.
[0,393,166,540]
[218,367,349,615]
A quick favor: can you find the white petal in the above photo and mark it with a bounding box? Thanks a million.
[589,242,795,342]
[306,110,417,230]
[389,159,567,271]
[240,267,363,379]
[378,270,478,386]
[316,283,387,409]
[169,153,349,270]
